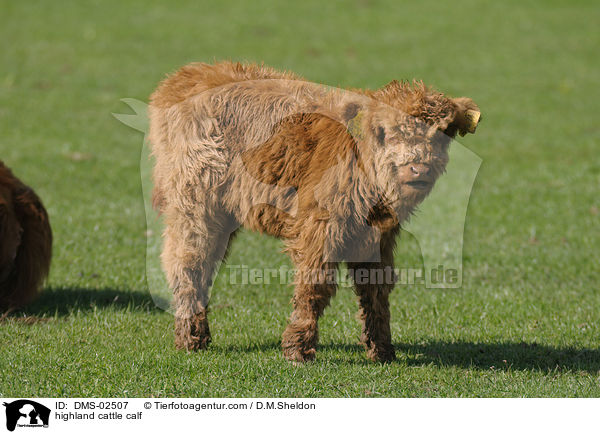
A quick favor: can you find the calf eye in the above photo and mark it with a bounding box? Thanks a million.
[376,126,385,145]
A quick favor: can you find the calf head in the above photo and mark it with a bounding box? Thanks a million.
[343,80,481,218]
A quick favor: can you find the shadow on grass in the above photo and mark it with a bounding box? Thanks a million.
[8,286,163,317]
[395,341,600,374]
[217,341,600,373]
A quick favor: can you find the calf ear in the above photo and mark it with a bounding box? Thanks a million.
[342,102,365,140]
[341,102,361,123]
[450,97,481,136]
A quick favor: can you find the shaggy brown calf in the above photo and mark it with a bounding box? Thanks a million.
[149,61,480,362]
[0,161,52,311]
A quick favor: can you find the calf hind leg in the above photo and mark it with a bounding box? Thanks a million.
[162,210,235,351]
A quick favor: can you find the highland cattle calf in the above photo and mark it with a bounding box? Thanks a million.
[149,61,480,362]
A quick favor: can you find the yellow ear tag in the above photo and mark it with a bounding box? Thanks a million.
[347,111,365,140]
[464,110,481,134]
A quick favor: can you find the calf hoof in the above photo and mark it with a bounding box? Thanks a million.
[282,344,316,364]
[175,314,211,351]
[281,323,318,363]
[365,346,396,363]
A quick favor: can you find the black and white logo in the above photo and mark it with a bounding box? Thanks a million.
[3,400,50,432]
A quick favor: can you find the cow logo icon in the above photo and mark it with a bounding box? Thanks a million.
[3,400,50,431]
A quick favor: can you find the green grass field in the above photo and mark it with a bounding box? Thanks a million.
[1,0,598,397]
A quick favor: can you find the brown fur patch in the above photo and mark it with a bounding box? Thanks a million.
[0,161,52,312]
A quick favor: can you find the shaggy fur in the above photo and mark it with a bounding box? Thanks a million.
[149,61,480,362]
[0,161,52,311]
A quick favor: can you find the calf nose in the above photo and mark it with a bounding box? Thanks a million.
[409,164,430,178]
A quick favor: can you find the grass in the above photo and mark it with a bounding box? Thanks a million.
[0,0,599,397]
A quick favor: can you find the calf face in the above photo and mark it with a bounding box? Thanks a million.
[344,89,480,223]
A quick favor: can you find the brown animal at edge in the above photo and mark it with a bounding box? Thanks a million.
[0,161,52,312]
[149,61,480,362]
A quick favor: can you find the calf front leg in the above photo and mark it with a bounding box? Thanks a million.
[281,263,337,363]
[348,235,397,362]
